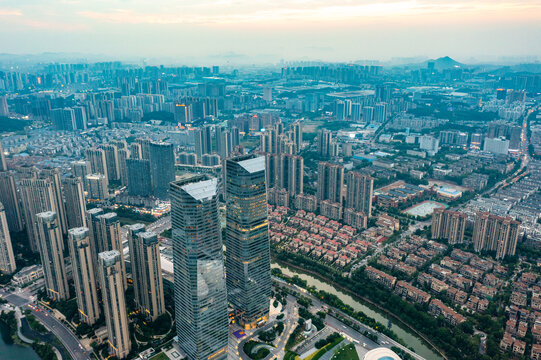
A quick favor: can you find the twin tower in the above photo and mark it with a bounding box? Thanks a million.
[170,154,271,360]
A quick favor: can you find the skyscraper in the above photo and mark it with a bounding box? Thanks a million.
[68,227,100,325]
[149,142,175,199]
[473,212,520,259]
[128,228,165,321]
[0,171,23,232]
[96,212,126,289]
[98,250,131,359]
[317,162,344,205]
[63,176,87,229]
[431,209,467,245]
[126,159,152,197]
[345,172,374,217]
[170,175,228,360]
[0,203,16,274]
[36,212,69,300]
[225,155,271,329]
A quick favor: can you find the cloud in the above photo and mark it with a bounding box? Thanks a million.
[0,8,22,16]
[74,0,541,26]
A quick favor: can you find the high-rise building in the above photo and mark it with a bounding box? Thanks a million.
[126,159,152,197]
[317,129,332,157]
[72,106,87,130]
[86,148,109,185]
[129,143,142,160]
[363,106,374,123]
[351,103,362,122]
[0,203,16,274]
[231,127,240,149]
[51,108,76,131]
[194,125,213,161]
[128,229,165,321]
[0,96,8,116]
[373,102,387,124]
[170,175,228,360]
[419,135,440,155]
[95,212,126,289]
[98,250,131,359]
[85,208,103,271]
[40,168,68,235]
[36,211,69,300]
[99,144,120,182]
[19,178,58,251]
[0,142,6,171]
[63,176,87,229]
[225,155,271,329]
[117,148,129,186]
[345,172,374,217]
[86,174,109,200]
[149,142,175,199]
[278,154,304,196]
[71,160,90,191]
[135,138,152,161]
[68,227,100,325]
[317,162,344,205]
[0,171,23,232]
[509,126,522,150]
[473,212,520,259]
[263,86,273,102]
[483,137,509,155]
[291,121,303,153]
[431,209,467,244]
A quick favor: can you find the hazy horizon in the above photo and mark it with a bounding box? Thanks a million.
[0,0,540,65]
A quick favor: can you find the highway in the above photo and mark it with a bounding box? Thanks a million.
[0,288,91,360]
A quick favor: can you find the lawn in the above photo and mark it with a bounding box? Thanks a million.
[149,352,169,360]
[331,344,359,360]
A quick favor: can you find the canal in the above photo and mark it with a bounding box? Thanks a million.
[272,262,443,360]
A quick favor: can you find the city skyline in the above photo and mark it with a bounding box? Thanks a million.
[0,1,540,63]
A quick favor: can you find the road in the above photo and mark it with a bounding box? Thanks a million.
[234,295,299,360]
[0,288,91,360]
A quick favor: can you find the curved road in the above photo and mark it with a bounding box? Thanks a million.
[0,288,91,360]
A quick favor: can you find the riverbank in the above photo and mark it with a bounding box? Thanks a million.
[272,259,447,360]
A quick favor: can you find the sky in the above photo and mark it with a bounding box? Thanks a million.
[0,0,540,65]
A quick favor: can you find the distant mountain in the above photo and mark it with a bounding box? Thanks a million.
[424,56,463,70]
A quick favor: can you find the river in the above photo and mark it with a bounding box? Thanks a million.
[272,262,443,360]
[0,325,40,360]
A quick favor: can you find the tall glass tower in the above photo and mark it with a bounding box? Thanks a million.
[170,175,228,360]
[225,155,271,329]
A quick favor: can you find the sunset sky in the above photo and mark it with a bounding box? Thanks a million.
[1,0,540,64]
